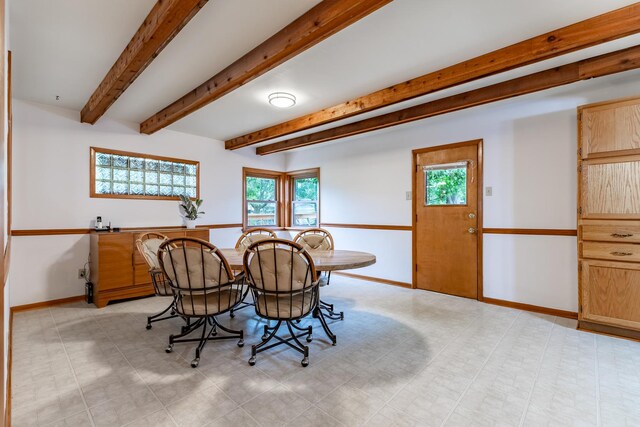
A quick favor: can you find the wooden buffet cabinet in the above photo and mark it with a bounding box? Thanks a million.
[89,228,208,308]
[578,97,640,340]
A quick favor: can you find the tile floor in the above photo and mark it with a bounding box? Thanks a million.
[10,277,640,427]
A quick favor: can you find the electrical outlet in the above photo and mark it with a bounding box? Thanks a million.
[485,186,493,197]
[405,191,412,200]
[78,269,87,280]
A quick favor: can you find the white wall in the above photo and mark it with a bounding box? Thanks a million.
[9,100,286,306]
[286,71,640,312]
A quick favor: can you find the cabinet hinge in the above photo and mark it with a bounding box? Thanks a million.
[578,148,582,157]
[415,213,418,223]
[579,304,582,313]
[578,262,582,272]
[578,164,582,172]
[415,264,418,272]
[578,207,582,215]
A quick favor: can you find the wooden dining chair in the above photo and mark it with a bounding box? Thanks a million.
[230,227,278,318]
[243,239,319,367]
[158,237,245,368]
[235,227,278,251]
[135,232,179,330]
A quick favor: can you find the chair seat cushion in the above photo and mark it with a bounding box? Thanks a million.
[255,292,315,319]
[177,290,241,316]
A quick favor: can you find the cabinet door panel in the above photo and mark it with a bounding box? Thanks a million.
[582,157,640,218]
[581,260,640,330]
[582,101,640,158]
[134,263,152,286]
[98,234,133,290]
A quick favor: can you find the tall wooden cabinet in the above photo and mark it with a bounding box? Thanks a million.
[90,228,209,308]
[578,97,640,340]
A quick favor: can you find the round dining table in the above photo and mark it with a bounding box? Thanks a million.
[219,247,376,345]
[219,248,376,272]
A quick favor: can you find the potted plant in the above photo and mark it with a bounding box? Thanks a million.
[179,194,204,229]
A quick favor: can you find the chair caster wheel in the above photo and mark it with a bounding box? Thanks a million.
[170,310,176,315]
[146,324,152,330]
[332,340,337,346]
[230,312,235,318]
[165,344,173,353]
[261,335,268,341]
[248,356,256,366]
[237,339,244,347]
[301,357,309,367]
[191,358,199,368]
[306,335,313,343]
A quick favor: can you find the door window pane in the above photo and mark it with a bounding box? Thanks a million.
[424,165,467,205]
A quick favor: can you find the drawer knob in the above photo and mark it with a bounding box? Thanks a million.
[611,233,633,238]
[610,251,633,256]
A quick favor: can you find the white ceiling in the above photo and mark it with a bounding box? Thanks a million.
[10,0,640,146]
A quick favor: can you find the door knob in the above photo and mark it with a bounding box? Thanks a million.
[468,227,477,234]
[468,213,476,219]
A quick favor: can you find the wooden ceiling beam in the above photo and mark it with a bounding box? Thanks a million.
[139,0,393,135]
[256,44,640,154]
[229,3,640,149]
[81,0,208,125]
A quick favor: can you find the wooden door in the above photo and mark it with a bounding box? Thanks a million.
[413,141,482,299]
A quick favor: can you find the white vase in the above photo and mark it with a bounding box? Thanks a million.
[185,219,197,229]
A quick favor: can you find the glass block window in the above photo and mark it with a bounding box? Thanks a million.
[424,162,467,206]
[91,148,199,200]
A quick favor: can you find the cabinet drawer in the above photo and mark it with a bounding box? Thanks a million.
[580,260,640,330]
[582,224,640,243]
[582,241,640,262]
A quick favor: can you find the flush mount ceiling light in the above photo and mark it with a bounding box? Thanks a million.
[268,92,296,108]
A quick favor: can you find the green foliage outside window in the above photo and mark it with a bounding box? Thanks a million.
[425,167,467,205]
[246,177,276,201]
[294,177,318,200]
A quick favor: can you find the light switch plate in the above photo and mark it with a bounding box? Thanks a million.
[485,186,493,197]
[406,191,412,200]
